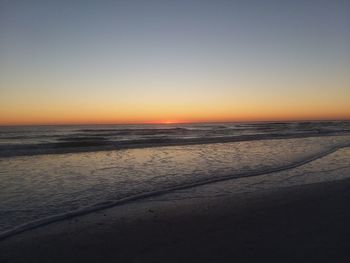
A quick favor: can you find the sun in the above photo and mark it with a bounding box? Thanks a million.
[160,120,179,124]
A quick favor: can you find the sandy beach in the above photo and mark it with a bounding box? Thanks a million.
[1,176,350,263]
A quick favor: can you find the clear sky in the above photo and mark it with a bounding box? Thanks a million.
[0,0,349,125]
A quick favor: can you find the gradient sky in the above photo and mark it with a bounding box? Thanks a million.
[0,0,349,125]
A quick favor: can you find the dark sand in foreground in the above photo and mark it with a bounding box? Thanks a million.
[1,178,350,263]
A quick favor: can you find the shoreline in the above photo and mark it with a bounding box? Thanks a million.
[1,143,348,241]
[2,178,350,262]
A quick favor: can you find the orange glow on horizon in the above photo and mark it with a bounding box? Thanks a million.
[1,91,350,125]
[1,113,350,126]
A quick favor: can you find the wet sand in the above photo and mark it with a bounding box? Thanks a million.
[1,177,350,263]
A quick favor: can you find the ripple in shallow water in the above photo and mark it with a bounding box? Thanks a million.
[0,135,349,234]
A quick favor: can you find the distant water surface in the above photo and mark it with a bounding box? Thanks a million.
[1,121,349,157]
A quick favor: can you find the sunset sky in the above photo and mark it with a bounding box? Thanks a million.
[0,0,349,125]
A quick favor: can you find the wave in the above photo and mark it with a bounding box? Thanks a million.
[0,142,349,241]
[1,130,349,158]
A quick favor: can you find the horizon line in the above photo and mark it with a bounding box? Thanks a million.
[1,118,350,127]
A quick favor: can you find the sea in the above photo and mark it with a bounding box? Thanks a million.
[1,121,350,238]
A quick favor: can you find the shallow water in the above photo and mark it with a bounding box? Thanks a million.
[1,134,350,233]
[160,147,350,201]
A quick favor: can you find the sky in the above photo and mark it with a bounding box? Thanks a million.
[0,0,349,125]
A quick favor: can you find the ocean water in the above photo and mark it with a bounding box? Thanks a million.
[0,121,350,237]
[1,121,349,157]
